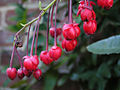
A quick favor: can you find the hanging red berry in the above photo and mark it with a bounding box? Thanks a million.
[17,68,24,79]
[40,51,53,65]
[50,27,62,38]
[23,67,32,77]
[33,69,42,80]
[80,9,96,21]
[49,46,62,61]
[97,0,113,9]
[62,23,81,40]
[83,20,97,35]
[62,39,77,52]
[6,68,17,80]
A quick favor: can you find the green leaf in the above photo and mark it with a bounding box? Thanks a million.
[96,63,111,78]
[3,79,11,87]
[79,71,96,80]
[10,80,27,88]
[87,35,120,55]
[57,76,68,86]
[97,78,107,90]
[39,1,43,10]
[43,72,58,90]
[70,73,80,81]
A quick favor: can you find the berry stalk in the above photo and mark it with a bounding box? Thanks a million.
[26,24,31,56]
[68,0,70,22]
[30,12,42,56]
[35,16,41,55]
[46,7,51,52]
[69,0,73,24]
[87,0,90,6]
[85,0,87,4]
[51,3,55,27]
[10,44,16,68]
[54,0,59,46]
[15,48,23,68]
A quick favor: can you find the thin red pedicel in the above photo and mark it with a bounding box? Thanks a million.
[51,3,55,27]
[26,24,31,56]
[10,44,16,68]
[46,7,51,52]
[30,11,42,56]
[69,0,73,24]
[15,48,23,69]
[35,17,41,55]
[54,0,59,46]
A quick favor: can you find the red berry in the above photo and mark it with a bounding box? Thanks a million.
[50,27,62,38]
[23,67,32,77]
[6,68,17,80]
[23,55,39,71]
[83,20,97,35]
[17,68,24,79]
[30,55,39,67]
[40,51,53,65]
[81,9,96,21]
[73,23,81,38]
[77,1,96,16]
[62,23,81,40]
[62,39,77,51]
[23,58,33,71]
[33,69,42,80]
[49,46,62,61]
[97,0,113,9]
[62,24,76,40]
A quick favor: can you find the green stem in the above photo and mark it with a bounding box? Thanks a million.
[15,0,57,39]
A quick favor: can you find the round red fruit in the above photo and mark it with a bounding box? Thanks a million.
[62,39,77,52]
[23,67,32,77]
[33,69,42,80]
[81,9,96,21]
[30,55,39,67]
[23,58,33,71]
[6,68,17,80]
[62,24,76,40]
[83,20,97,35]
[77,1,96,16]
[49,46,62,61]
[50,27,62,38]
[40,51,53,65]
[73,23,81,38]
[17,68,24,79]
[97,0,113,9]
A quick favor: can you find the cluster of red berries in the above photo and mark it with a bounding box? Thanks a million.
[40,0,62,65]
[7,67,42,80]
[77,1,97,35]
[40,46,62,65]
[6,0,114,81]
[62,23,80,51]
[7,25,42,80]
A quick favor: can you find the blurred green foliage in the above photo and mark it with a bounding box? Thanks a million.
[3,0,120,90]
